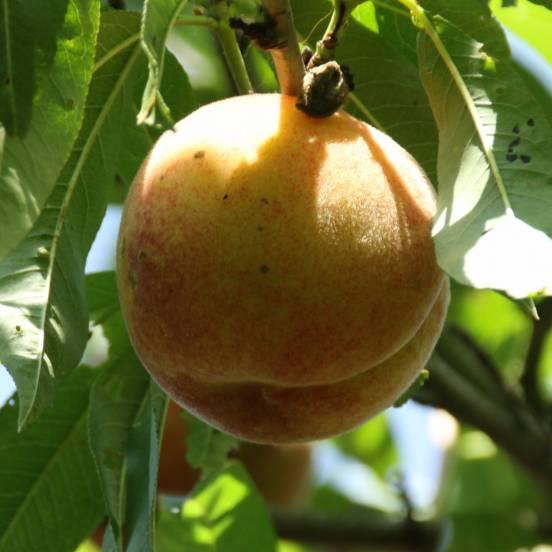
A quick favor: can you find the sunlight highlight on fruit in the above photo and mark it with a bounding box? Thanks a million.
[117,93,448,443]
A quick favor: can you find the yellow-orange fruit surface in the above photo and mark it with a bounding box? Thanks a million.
[117,93,449,443]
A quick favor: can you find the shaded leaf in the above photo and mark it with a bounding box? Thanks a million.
[125,381,168,552]
[0,367,103,552]
[182,411,239,477]
[110,33,197,202]
[418,0,552,297]
[138,0,189,125]
[85,271,166,551]
[0,11,146,429]
[0,0,100,259]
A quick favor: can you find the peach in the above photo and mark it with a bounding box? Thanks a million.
[117,93,448,443]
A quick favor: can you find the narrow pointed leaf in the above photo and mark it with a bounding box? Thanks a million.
[0,11,146,429]
[0,0,100,259]
[527,0,552,9]
[418,0,552,297]
[138,0,189,125]
[0,367,103,552]
[86,271,168,551]
[125,382,168,552]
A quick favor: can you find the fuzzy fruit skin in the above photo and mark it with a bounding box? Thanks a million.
[117,93,448,443]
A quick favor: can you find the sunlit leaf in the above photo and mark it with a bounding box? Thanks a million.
[125,381,167,552]
[167,462,277,551]
[0,0,100,259]
[418,0,552,297]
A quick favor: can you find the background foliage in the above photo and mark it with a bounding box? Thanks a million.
[1,0,552,551]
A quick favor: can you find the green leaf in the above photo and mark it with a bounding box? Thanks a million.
[0,11,148,429]
[0,366,103,552]
[138,0,189,125]
[527,0,552,9]
[447,283,532,382]
[157,462,277,551]
[0,0,100,259]
[441,434,545,550]
[125,381,168,552]
[182,411,239,477]
[88,348,153,539]
[418,1,552,298]
[85,271,167,551]
[111,32,197,202]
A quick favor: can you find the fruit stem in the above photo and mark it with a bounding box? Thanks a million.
[260,0,306,96]
[215,22,255,95]
[306,0,359,69]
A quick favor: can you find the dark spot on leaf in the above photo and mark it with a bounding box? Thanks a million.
[520,154,531,164]
[4,77,10,86]
[513,124,520,134]
[509,137,520,148]
[412,99,419,106]
[88,330,92,339]
[527,118,535,126]
[115,173,124,186]
[495,87,504,95]
[139,250,147,260]
[160,174,165,181]
[223,194,229,200]
[257,226,264,231]
[194,151,205,159]
[15,325,21,332]
[506,153,518,162]
[66,98,75,110]
[259,264,270,274]
[507,147,513,154]
[260,198,269,204]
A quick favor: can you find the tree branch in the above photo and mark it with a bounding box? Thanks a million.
[522,297,552,413]
[416,347,552,493]
[271,510,441,551]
